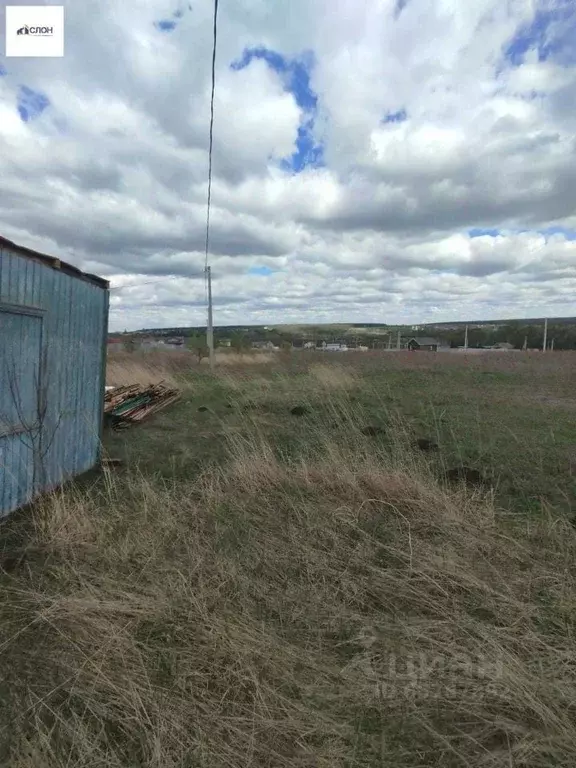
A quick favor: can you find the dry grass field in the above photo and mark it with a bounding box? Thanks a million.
[1,350,576,767]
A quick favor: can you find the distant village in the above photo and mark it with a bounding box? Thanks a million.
[108,317,575,352]
[107,336,524,353]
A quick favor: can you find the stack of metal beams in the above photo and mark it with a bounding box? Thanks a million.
[104,382,180,430]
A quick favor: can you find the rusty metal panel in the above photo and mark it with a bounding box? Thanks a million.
[0,242,109,517]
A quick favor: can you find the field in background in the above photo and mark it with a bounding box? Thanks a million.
[1,351,576,766]
[107,349,576,516]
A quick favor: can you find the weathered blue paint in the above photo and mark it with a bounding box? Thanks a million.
[0,240,109,517]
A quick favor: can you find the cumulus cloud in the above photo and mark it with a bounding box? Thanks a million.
[1,0,576,330]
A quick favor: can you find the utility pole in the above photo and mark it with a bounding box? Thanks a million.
[464,325,468,350]
[388,334,392,350]
[397,330,401,350]
[522,335,527,352]
[542,318,548,353]
[206,266,215,370]
[551,338,555,351]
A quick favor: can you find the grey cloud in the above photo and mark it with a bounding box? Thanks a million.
[1,0,576,329]
[456,259,512,278]
[303,167,576,236]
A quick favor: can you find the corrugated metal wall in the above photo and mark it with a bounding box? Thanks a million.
[0,244,109,517]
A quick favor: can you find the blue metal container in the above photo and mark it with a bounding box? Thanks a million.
[0,236,109,517]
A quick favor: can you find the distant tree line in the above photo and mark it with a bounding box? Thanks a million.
[435,322,576,350]
[122,320,576,351]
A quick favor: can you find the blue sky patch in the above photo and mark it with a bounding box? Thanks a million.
[394,0,409,18]
[468,228,501,238]
[155,19,177,31]
[17,86,50,123]
[154,6,190,32]
[248,266,274,276]
[281,123,325,173]
[537,226,576,240]
[231,46,324,172]
[231,47,317,110]
[503,6,576,67]
[469,226,576,241]
[383,108,408,124]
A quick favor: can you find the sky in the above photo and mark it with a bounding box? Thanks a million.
[1,0,576,331]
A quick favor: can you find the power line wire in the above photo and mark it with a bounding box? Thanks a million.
[204,0,219,369]
[204,0,219,276]
[109,277,178,292]
[110,0,220,310]
[108,273,203,292]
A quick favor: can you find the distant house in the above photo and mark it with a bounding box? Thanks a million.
[406,337,441,352]
[140,338,166,349]
[323,343,348,352]
[138,336,184,350]
[303,341,316,349]
[252,340,276,350]
[492,342,515,350]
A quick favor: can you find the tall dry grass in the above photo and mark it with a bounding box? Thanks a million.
[106,350,193,388]
[2,427,576,766]
[308,362,358,390]
[106,349,279,389]
[209,350,278,366]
